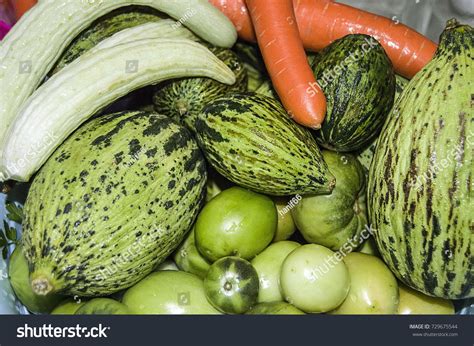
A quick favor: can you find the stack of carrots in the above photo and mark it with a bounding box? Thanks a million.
[11,0,437,129]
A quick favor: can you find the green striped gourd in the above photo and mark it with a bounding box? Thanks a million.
[153,48,248,132]
[368,20,473,299]
[311,34,395,152]
[195,93,335,196]
[22,111,207,296]
[358,74,409,171]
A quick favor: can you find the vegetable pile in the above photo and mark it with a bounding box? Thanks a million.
[0,0,471,315]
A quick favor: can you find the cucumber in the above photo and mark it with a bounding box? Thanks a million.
[2,38,235,182]
[0,0,237,172]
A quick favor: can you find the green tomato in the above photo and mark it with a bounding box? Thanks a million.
[123,271,220,314]
[247,301,305,315]
[204,257,259,314]
[9,246,62,313]
[398,283,454,315]
[291,151,367,250]
[174,228,211,278]
[330,252,399,314]
[273,197,297,242]
[51,298,87,315]
[75,298,130,315]
[195,187,277,261]
[251,241,300,303]
[280,244,350,313]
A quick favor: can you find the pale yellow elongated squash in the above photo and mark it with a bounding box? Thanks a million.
[2,38,235,181]
[0,0,237,171]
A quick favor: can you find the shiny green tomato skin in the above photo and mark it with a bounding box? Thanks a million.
[330,252,399,314]
[204,256,259,314]
[251,241,300,303]
[280,244,350,313]
[195,187,277,261]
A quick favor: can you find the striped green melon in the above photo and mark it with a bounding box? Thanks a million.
[368,20,473,299]
[51,7,164,74]
[153,48,247,132]
[358,74,409,172]
[22,111,206,297]
[195,93,335,196]
[311,34,395,152]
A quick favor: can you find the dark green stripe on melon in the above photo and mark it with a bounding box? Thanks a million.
[195,92,335,196]
[357,74,409,172]
[311,34,395,152]
[368,21,473,299]
[23,111,206,296]
[153,48,247,132]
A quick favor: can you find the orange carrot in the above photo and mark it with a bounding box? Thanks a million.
[246,0,326,129]
[10,0,37,20]
[209,0,437,78]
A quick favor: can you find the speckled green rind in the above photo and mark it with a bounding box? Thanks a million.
[23,111,206,296]
[153,48,247,132]
[311,34,395,152]
[204,257,259,314]
[358,74,409,172]
[195,93,335,196]
[368,21,474,299]
[51,7,164,74]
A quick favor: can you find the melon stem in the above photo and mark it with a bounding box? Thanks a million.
[31,277,54,296]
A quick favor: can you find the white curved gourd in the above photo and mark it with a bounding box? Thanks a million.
[2,38,235,182]
[0,0,237,171]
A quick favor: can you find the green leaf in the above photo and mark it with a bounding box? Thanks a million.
[6,202,23,224]
[0,236,6,248]
[2,247,8,260]
[6,226,17,241]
